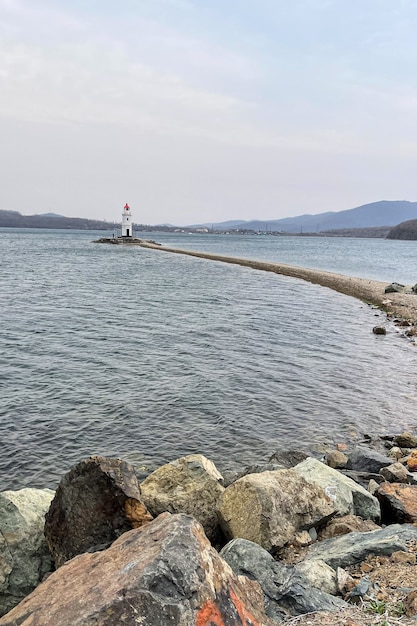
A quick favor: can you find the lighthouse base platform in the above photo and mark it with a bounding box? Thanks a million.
[93,237,161,246]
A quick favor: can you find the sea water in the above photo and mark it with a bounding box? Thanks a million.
[0,229,416,490]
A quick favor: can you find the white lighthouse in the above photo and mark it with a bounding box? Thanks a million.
[121,202,132,238]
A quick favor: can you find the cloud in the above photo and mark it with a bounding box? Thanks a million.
[1,0,417,222]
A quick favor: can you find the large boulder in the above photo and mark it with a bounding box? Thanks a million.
[0,514,276,626]
[377,483,417,524]
[293,457,354,516]
[306,523,417,569]
[140,454,224,542]
[218,469,335,552]
[0,488,54,617]
[293,457,380,521]
[346,446,392,474]
[44,456,152,568]
[220,538,347,622]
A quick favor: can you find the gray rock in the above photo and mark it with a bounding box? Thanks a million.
[293,457,354,516]
[373,326,387,335]
[223,463,285,487]
[388,446,403,461]
[339,469,385,489]
[220,538,347,622]
[45,456,153,568]
[268,449,310,468]
[347,446,393,474]
[294,559,338,596]
[2,514,276,626]
[294,457,380,521]
[385,282,406,293]
[140,454,224,542]
[218,469,336,553]
[307,523,417,569]
[0,488,55,617]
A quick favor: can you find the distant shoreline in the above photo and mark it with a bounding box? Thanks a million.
[139,242,417,326]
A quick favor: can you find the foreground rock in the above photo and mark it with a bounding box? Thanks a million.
[377,482,417,523]
[294,457,380,521]
[0,514,275,626]
[306,523,417,569]
[140,454,224,542]
[218,469,335,552]
[44,456,152,568]
[0,488,54,617]
[220,538,347,623]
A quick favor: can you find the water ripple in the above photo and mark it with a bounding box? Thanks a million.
[0,229,416,490]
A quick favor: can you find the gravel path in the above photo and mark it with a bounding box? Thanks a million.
[140,243,417,325]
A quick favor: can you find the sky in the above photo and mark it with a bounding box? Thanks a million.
[1,0,417,225]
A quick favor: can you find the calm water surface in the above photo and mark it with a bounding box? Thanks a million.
[0,229,416,490]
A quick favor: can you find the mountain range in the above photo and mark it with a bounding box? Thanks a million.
[191,200,417,233]
[1,200,417,233]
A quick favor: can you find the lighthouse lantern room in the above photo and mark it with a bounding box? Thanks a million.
[121,203,132,238]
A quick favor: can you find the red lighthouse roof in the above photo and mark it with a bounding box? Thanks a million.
[124,203,130,210]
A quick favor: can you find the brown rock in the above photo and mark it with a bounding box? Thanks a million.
[379,462,409,483]
[360,562,373,573]
[44,456,152,568]
[407,450,417,472]
[405,589,417,618]
[336,443,349,452]
[326,450,348,469]
[140,454,224,542]
[318,515,380,540]
[391,550,416,564]
[394,431,417,448]
[337,567,355,595]
[293,531,312,547]
[377,482,417,523]
[218,469,336,553]
[0,513,275,626]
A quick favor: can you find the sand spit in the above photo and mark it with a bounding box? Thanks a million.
[139,242,417,325]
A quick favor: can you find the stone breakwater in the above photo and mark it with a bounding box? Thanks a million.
[3,433,417,624]
[139,242,417,326]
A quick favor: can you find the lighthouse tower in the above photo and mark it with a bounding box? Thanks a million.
[121,203,132,238]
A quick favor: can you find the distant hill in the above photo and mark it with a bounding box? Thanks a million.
[320,226,391,238]
[0,210,119,231]
[198,201,417,233]
[387,219,417,240]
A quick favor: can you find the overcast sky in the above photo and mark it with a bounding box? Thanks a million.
[1,0,416,225]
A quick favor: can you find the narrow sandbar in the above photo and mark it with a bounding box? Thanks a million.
[139,242,417,325]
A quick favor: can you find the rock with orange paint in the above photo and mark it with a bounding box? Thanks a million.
[44,456,153,568]
[221,538,347,621]
[218,469,336,552]
[140,454,224,542]
[377,482,417,524]
[0,513,276,626]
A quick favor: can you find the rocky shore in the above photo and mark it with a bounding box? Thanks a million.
[3,434,417,624]
[139,242,417,329]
